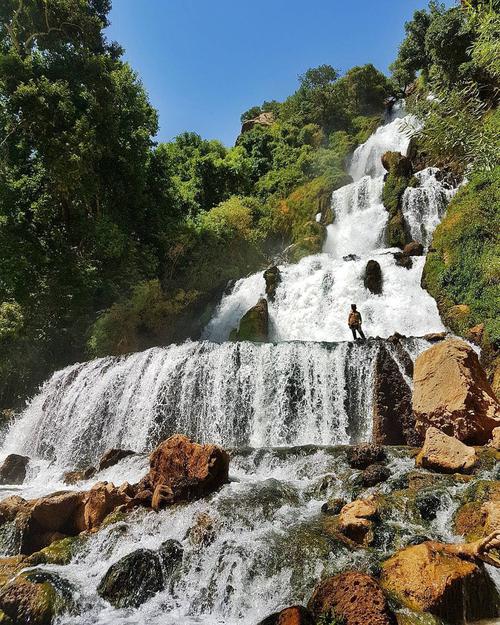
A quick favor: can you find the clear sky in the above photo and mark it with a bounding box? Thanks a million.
[107,0,454,146]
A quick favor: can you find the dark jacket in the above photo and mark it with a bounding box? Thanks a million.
[348,311,362,327]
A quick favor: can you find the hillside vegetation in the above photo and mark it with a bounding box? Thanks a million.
[0,0,499,408]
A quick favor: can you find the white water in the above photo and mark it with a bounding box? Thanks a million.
[0,104,477,625]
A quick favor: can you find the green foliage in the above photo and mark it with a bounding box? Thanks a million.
[423,167,500,350]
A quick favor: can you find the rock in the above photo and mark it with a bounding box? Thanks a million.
[338,496,378,546]
[97,448,135,472]
[263,266,281,301]
[362,464,391,487]
[257,606,314,625]
[146,434,229,507]
[308,572,395,625]
[83,482,132,531]
[364,260,383,294]
[381,541,499,622]
[31,491,86,534]
[187,512,218,547]
[230,298,269,342]
[343,254,360,262]
[0,570,74,625]
[386,210,411,249]
[467,323,485,345]
[416,427,477,474]
[0,496,27,524]
[321,498,346,516]
[422,332,448,343]
[347,444,386,469]
[241,111,275,134]
[63,467,96,484]
[489,427,500,450]
[381,151,413,177]
[394,252,412,269]
[0,454,29,485]
[415,490,441,521]
[403,241,424,256]
[372,345,417,446]
[454,481,500,540]
[413,339,500,444]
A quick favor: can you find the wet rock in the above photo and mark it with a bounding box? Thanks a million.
[414,490,441,521]
[422,332,447,343]
[362,464,391,487]
[364,259,383,294]
[413,338,500,444]
[453,481,500,541]
[0,496,27,524]
[489,427,500,450]
[393,251,412,269]
[187,512,218,547]
[403,241,424,256]
[0,454,29,485]
[230,298,269,342]
[467,323,485,346]
[347,444,386,469]
[263,266,281,301]
[343,254,360,262]
[241,111,275,134]
[338,496,378,546]
[381,541,499,622]
[63,467,96,485]
[416,427,477,474]
[381,151,413,177]
[145,434,229,508]
[257,606,314,625]
[372,345,417,446]
[97,448,135,472]
[321,498,346,516]
[83,482,132,531]
[0,569,74,625]
[308,571,395,625]
[31,491,86,534]
[97,548,167,608]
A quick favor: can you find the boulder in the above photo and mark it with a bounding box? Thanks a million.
[97,448,135,472]
[0,496,27,524]
[338,496,378,546]
[263,266,281,302]
[381,151,413,177]
[63,467,96,484]
[145,434,229,507]
[372,345,417,446]
[31,491,86,534]
[489,427,500,450]
[321,498,346,516]
[0,454,29,485]
[413,339,500,444]
[454,481,500,541]
[364,260,383,294]
[403,241,424,256]
[241,111,275,134]
[422,332,448,343]
[257,606,314,625]
[362,464,391,487]
[230,298,269,342]
[308,572,395,625]
[83,482,132,531]
[393,252,412,269]
[381,541,499,622]
[416,427,477,474]
[343,254,360,262]
[347,444,386,469]
[186,512,218,547]
[467,323,485,345]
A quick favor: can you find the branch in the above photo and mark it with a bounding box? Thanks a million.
[440,530,500,568]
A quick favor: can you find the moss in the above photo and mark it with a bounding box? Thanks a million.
[0,610,14,624]
[394,610,444,625]
[101,510,128,528]
[386,211,411,249]
[26,536,83,567]
[231,299,268,342]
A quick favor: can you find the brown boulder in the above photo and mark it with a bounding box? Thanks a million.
[63,467,96,484]
[31,491,86,534]
[403,241,424,256]
[467,323,485,345]
[381,151,413,177]
[146,434,229,507]
[372,345,417,446]
[0,495,27,524]
[230,298,269,342]
[347,444,386,469]
[263,266,281,302]
[308,572,395,625]
[83,482,132,531]
[416,427,477,474]
[489,427,500,450]
[258,606,314,625]
[338,496,378,546]
[97,448,135,472]
[0,454,29,485]
[241,111,275,134]
[413,338,500,444]
[381,541,499,622]
[364,259,383,294]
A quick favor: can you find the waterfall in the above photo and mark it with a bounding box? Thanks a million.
[1,338,428,471]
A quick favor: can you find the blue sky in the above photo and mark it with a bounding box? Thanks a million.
[107,1,454,146]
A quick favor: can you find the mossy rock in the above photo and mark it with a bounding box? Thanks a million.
[453,479,500,540]
[231,298,269,342]
[395,610,444,625]
[386,210,411,249]
[26,535,84,567]
[0,556,26,588]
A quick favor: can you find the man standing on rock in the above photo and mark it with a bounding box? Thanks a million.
[348,304,366,341]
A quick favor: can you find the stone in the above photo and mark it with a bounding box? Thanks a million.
[372,345,417,446]
[263,266,281,301]
[83,482,132,531]
[187,512,218,547]
[381,541,499,622]
[308,572,395,625]
[0,496,27,524]
[422,332,448,343]
[467,323,485,345]
[489,427,500,450]
[146,434,229,507]
[394,252,412,269]
[321,498,346,516]
[343,254,360,262]
[30,491,86,534]
[97,448,135,472]
[257,606,314,625]
[241,111,275,134]
[0,455,29,485]
[338,497,378,546]
[364,259,383,294]
[381,151,413,177]
[347,444,386,469]
[230,298,269,342]
[63,467,96,484]
[413,339,500,444]
[362,464,391,487]
[416,427,477,474]
[403,241,424,256]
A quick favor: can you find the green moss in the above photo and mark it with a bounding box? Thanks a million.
[26,536,83,567]
[386,211,411,249]
[0,610,14,624]
[231,299,268,342]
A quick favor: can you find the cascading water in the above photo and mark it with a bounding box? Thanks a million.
[0,104,480,625]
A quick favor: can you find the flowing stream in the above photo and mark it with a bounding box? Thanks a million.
[0,104,482,625]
